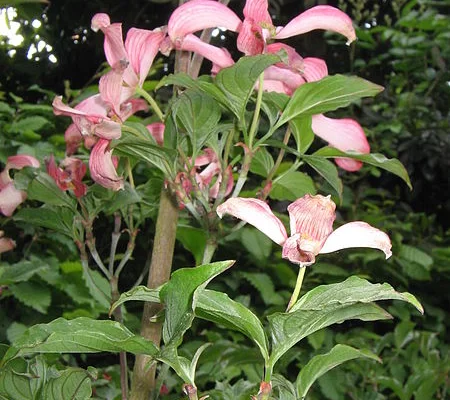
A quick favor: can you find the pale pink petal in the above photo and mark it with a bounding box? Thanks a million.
[197,161,221,187]
[303,57,328,82]
[64,124,83,155]
[168,0,241,42]
[99,68,124,117]
[89,139,124,191]
[287,194,336,251]
[275,5,356,45]
[217,197,288,245]
[0,182,26,216]
[0,155,40,188]
[0,232,15,254]
[282,234,316,265]
[311,114,370,172]
[147,122,165,146]
[237,19,265,55]
[262,80,290,94]
[125,27,166,87]
[320,221,392,259]
[91,13,111,32]
[266,43,304,72]
[194,148,217,167]
[178,34,235,69]
[243,0,272,24]
[264,66,306,94]
[211,48,234,75]
[75,94,109,117]
[119,98,148,121]
[209,165,233,199]
[91,14,128,69]
[6,155,40,170]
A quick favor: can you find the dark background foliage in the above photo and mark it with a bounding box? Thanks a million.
[1,0,449,398]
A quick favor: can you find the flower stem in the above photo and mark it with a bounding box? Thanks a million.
[248,73,264,149]
[201,236,217,265]
[135,87,164,122]
[286,266,306,312]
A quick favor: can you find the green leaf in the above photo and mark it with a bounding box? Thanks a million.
[110,286,161,315]
[303,156,343,200]
[239,228,273,263]
[268,276,423,367]
[42,368,92,400]
[81,268,111,310]
[289,116,315,154]
[250,147,274,177]
[196,289,269,362]
[270,170,316,201]
[114,134,177,176]
[215,54,280,120]
[27,172,77,210]
[9,116,51,133]
[102,182,142,215]
[177,225,207,266]
[172,89,221,155]
[291,276,423,314]
[268,302,389,368]
[14,206,75,237]
[160,260,234,346]
[313,147,412,189]
[158,73,232,112]
[0,358,40,400]
[296,344,380,398]
[261,92,289,127]
[9,282,51,314]
[0,259,48,285]
[398,245,433,269]
[6,323,28,345]
[276,75,383,127]
[240,272,284,306]
[2,318,158,364]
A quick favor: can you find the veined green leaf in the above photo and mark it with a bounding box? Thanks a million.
[296,344,380,398]
[303,155,343,201]
[276,75,383,127]
[215,54,280,120]
[291,276,423,313]
[268,276,422,368]
[42,368,92,400]
[110,286,161,315]
[160,260,235,346]
[27,172,77,210]
[171,89,221,156]
[196,289,269,362]
[2,318,158,364]
[313,147,412,189]
[270,170,316,201]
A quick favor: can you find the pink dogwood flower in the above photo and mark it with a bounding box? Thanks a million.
[46,155,88,198]
[91,13,166,94]
[168,0,355,56]
[0,155,40,216]
[217,194,392,266]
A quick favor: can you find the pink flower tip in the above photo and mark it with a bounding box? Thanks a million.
[91,13,111,32]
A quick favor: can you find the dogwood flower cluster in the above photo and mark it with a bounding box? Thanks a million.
[165,0,369,171]
[50,0,372,195]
